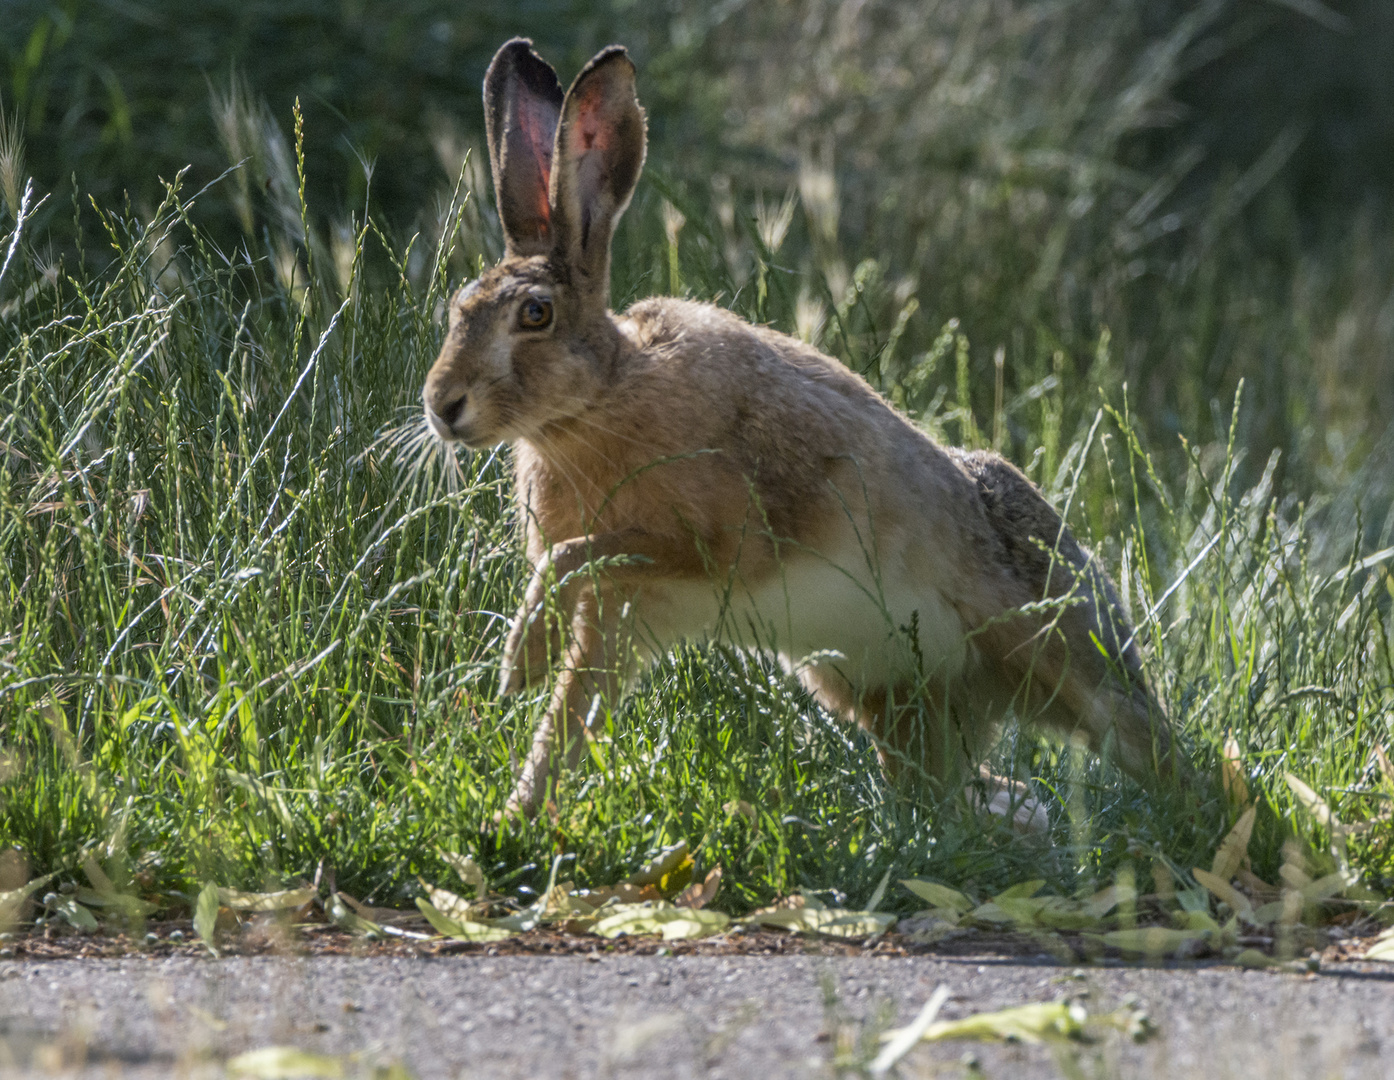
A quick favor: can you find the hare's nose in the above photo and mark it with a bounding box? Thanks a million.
[436,391,468,428]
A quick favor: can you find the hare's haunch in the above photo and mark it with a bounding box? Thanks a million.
[423,38,1180,817]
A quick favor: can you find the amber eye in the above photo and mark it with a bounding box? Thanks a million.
[517,298,553,330]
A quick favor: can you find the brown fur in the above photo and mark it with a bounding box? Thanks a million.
[422,39,1181,816]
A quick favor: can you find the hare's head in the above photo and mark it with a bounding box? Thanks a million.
[423,39,646,447]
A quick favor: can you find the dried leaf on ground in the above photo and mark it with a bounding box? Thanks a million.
[978,888,1119,933]
[575,882,663,907]
[903,1000,1087,1045]
[538,884,599,921]
[964,882,1049,927]
[1086,880,1138,918]
[336,892,424,926]
[1235,867,1281,903]
[1252,870,1347,927]
[1222,732,1250,806]
[415,897,516,943]
[0,871,55,929]
[744,905,895,939]
[80,854,158,917]
[1192,867,1255,920]
[1210,805,1257,882]
[227,1046,344,1078]
[626,841,692,894]
[420,883,489,923]
[898,912,967,945]
[900,879,974,913]
[674,865,722,910]
[52,895,99,931]
[591,901,730,941]
[438,849,487,897]
[1364,926,1394,962]
[217,887,317,912]
[327,892,383,937]
[1102,927,1216,957]
[193,882,221,954]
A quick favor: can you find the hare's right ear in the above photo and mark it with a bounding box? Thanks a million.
[549,46,646,307]
[483,38,564,257]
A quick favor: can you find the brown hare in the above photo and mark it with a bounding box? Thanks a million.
[422,38,1181,819]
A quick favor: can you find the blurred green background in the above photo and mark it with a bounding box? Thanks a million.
[6,0,1394,525]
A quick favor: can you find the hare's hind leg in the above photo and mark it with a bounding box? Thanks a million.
[954,450,1180,786]
[1029,662,1176,784]
[978,605,1178,786]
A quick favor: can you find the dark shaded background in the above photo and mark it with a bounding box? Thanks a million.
[5,0,1393,523]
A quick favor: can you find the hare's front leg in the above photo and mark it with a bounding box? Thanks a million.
[499,529,709,817]
[499,557,566,695]
[505,584,630,818]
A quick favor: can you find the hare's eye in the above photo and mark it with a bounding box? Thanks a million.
[517,298,553,330]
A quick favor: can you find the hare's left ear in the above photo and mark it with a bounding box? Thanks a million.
[549,46,646,306]
[483,38,565,257]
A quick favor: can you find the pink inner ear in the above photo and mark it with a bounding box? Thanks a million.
[574,85,613,155]
[516,97,557,235]
[565,83,615,238]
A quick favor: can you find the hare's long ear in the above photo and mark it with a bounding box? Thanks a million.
[549,46,646,307]
[483,38,564,257]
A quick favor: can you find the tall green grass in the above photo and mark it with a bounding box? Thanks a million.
[0,102,1390,911]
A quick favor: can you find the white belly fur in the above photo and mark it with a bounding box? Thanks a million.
[628,536,967,692]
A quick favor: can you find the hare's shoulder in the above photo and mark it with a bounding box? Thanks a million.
[618,296,767,355]
[618,297,891,402]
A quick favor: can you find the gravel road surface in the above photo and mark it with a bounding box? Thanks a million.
[2,952,1391,1078]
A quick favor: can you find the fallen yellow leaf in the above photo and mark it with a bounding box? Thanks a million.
[420,883,481,923]
[415,898,515,942]
[1364,927,1394,962]
[591,901,730,940]
[1192,867,1254,920]
[227,1046,344,1079]
[1103,927,1211,956]
[626,841,689,887]
[1210,805,1257,883]
[1221,731,1250,807]
[744,906,895,938]
[217,887,317,912]
[674,865,722,910]
[902,1001,1087,1045]
[900,879,973,913]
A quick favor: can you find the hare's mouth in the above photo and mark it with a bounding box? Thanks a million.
[424,406,498,450]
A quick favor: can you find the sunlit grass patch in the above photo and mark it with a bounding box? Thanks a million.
[0,122,1390,931]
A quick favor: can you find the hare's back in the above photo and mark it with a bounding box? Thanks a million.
[617,297,1008,572]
